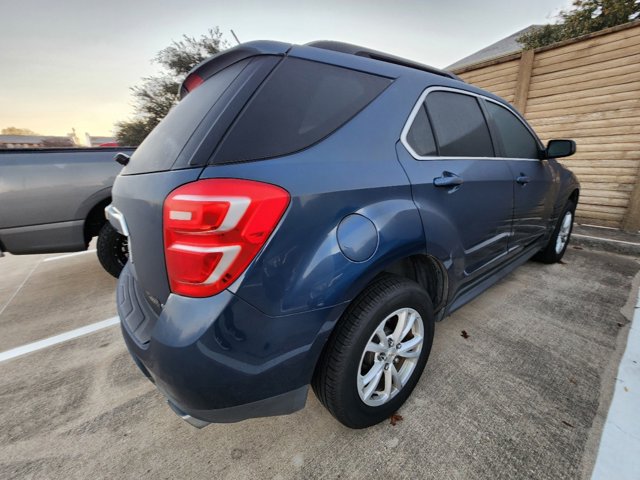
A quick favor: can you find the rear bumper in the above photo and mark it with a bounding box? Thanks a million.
[117,262,346,425]
[164,384,309,427]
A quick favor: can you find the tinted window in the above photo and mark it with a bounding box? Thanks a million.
[425,91,494,157]
[486,102,540,159]
[213,58,391,163]
[406,105,437,156]
[124,59,250,174]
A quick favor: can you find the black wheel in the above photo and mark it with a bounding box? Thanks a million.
[312,274,435,428]
[534,199,576,264]
[97,222,128,278]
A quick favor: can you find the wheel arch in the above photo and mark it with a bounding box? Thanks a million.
[83,196,112,244]
[375,254,448,315]
[327,251,449,329]
[569,188,579,205]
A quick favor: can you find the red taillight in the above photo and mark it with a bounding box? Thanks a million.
[163,179,290,297]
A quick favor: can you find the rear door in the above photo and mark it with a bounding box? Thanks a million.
[396,87,514,289]
[483,100,553,249]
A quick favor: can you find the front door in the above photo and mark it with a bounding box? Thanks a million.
[483,100,553,249]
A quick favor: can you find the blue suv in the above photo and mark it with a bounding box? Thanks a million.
[109,40,579,429]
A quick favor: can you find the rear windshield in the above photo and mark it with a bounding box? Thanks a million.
[211,58,391,164]
[123,59,250,175]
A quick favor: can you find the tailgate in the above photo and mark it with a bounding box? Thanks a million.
[111,168,203,304]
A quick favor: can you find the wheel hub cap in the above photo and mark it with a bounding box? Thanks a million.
[357,307,424,407]
[555,211,573,254]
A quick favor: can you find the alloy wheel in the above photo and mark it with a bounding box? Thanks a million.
[357,307,424,407]
[555,211,573,254]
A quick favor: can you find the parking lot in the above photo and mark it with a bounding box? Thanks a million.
[0,246,638,479]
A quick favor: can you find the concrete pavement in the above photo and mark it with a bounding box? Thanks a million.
[0,246,638,479]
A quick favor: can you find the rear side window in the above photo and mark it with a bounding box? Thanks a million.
[425,91,494,157]
[212,58,391,163]
[405,105,437,156]
[486,102,540,159]
[124,59,250,175]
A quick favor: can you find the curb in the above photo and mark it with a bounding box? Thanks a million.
[571,233,640,257]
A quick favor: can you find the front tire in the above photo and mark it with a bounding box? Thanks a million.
[97,222,128,278]
[534,200,575,264]
[312,275,435,428]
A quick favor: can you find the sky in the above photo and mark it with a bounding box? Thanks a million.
[0,0,572,140]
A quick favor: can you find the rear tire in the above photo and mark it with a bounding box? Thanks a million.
[97,222,128,278]
[312,274,435,428]
[534,200,575,264]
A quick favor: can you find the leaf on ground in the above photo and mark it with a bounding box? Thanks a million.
[617,322,624,328]
[624,386,629,392]
[390,413,403,426]
[461,330,469,339]
[572,245,583,250]
[569,377,577,385]
[562,420,574,428]
[558,260,567,265]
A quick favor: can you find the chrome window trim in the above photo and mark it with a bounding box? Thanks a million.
[400,86,544,162]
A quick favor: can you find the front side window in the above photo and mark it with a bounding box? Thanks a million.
[425,91,494,157]
[486,102,540,159]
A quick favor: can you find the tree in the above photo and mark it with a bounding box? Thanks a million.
[115,28,229,146]
[518,0,640,49]
[2,127,38,135]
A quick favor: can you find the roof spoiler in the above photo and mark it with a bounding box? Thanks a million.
[306,40,462,81]
[179,40,291,98]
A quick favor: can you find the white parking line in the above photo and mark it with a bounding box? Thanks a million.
[43,249,97,262]
[0,316,120,363]
[591,287,640,480]
[571,234,640,247]
[0,260,41,317]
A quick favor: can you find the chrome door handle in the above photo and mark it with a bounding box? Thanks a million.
[516,175,530,185]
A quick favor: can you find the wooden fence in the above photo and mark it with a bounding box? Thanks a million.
[452,20,640,232]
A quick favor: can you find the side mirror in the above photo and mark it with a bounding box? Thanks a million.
[545,139,576,159]
[114,152,130,166]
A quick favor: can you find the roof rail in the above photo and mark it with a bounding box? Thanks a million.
[306,41,461,81]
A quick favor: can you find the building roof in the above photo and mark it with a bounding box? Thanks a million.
[0,134,76,147]
[0,135,44,144]
[88,136,115,143]
[85,134,116,146]
[447,25,541,71]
